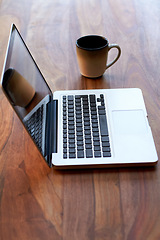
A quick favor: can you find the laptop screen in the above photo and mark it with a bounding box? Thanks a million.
[1,24,53,165]
[2,24,52,118]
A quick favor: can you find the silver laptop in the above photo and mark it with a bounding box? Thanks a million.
[0,24,158,168]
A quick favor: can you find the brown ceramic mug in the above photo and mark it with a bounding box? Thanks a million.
[76,35,121,78]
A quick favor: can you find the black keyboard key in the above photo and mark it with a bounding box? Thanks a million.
[85,144,92,149]
[84,125,90,130]
[102,141,110,147]
[76,112,82,117]
[98,106,105,110]
[76,123,82,128]
[103,152,111,157]
[101,136,109,142]
[83,109,89,113]
[77,136,83,141]
[91,115,98,119]
[89,95,96,103]
[68,120,74,125]
[102,147,110,152]
[77,141,84,146]
[93,132,99,137]
[84,118,90,123]
[68,116,74,121]
[63,148,67,153]
[77,151,84,158]
[63,120,67,125]
[68,108,74,113]
[84,130,91,135]
[76,115,82,120]
[63,133,67,138]
[75,95,81,99]
[63,124,67,129]
[77,145,84,151]
[68,95,74,101]
[69,148,76,154]
[68,130,75,134]
[91,119,98,124]
[94,146,101,151]
[76,127,83,132]
[69,139,75,144]
[76,118,82,123]
[68,134,75,139]
[63,129,67,134]
[94,151,101,158]
[92,123,98,128]
[68,113,74,117]
[91,106,97,111]
[99,114,109,136]
[91,111,97,116]
[83,112,89,117]
[93,136,100,141]
[92,127,99,132]
[63,153,67,159]
[98,109,106,115]
[100,94,104,99]
[69,143,75,148]
[68,104,74,109]
[85,139,92,144]
[63,138,67,143]
[82,95,88,99]
[77,132,83,136]
[63,143,67,148]
[69,153,76,158]
[85,134,92,139]
[93,141,100,146]
[83,105,89,109]
[84,121,90,126]
[68,125,75,130]
[86,149,93,158]
[75,99,81,104]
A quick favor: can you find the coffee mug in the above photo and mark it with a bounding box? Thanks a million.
[76,35,121,78]
[3,68,35,107]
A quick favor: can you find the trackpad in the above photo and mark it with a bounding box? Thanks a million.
[112,110,148,135]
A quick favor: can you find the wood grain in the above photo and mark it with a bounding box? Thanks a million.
[0,0,160,239]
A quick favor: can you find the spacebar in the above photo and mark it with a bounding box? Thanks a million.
[99,114,109,136]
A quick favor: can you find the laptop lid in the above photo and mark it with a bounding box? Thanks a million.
[0,24,54,166]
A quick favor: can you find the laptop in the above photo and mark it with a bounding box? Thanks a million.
[0,24,158,168]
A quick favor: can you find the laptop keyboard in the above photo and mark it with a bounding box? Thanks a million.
[63,94,111,159]
[25,105,44,152]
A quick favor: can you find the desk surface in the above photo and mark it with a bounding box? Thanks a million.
[0,0,160,239]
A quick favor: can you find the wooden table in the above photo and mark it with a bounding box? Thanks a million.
[0,0,160,239]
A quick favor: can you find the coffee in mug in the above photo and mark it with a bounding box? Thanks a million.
[76,35,121,78]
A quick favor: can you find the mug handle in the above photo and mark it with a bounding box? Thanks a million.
[106,44,121,69]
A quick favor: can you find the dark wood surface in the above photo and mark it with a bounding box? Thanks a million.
[0,0,160,239]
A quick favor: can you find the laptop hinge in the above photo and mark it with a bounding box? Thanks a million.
[45,97,58,167]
